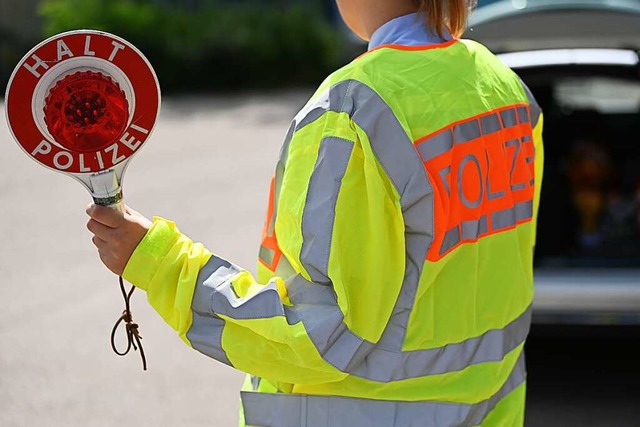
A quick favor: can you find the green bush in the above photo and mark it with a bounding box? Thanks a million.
[0,27,32,94]
[38,0,348,92]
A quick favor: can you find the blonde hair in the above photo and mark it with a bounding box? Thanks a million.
[414,0,477,38]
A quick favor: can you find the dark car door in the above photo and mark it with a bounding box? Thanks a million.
[465,0,640,324]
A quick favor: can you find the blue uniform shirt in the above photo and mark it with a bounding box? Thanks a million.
[368,13,452,51]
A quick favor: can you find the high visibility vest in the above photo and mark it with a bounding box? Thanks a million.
[123,38,543,427]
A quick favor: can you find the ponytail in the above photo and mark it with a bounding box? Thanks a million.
[414,0,477,38]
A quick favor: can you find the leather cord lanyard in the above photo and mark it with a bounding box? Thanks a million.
[111,277,147,370]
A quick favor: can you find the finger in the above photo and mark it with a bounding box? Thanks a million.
[91,234,109,249]
[86,204,125,228]
[97,251,117,273]
[87,218,118,242]
[97,251,125,276]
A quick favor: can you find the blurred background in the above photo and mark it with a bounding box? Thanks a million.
[1,0,639,426]
[0,0,355,94]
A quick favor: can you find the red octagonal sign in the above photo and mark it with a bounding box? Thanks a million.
[5,30,160,174]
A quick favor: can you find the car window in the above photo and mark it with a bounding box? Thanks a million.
[533,77,640,268]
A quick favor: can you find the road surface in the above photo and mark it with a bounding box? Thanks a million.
[0,91,308,427]
[1,92,638,427]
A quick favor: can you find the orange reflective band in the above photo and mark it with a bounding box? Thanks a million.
[259,175,283,271]
[414,104,536,261]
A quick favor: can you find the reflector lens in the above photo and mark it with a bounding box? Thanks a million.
[44,70,129,152]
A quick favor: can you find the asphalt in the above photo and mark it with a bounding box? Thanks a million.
[1,93,639,427]
[0,91,310,427]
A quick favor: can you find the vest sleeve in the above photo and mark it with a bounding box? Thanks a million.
[121,108,406,385]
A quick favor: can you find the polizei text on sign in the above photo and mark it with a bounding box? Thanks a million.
[5,30,160,174]
[30,123,150,173]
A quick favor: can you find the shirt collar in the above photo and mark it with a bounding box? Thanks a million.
[368,13,451,51]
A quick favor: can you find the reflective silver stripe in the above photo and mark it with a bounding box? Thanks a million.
[416,129,452,162]
[187,255,288,364]
[209,271,284,319]
[416,106,526,162]
[440,216,489,257]
[440,226,461,256]
[275,250,297,279]
[500,108,518,128]
[517,106,530,124]
[515,200,533,222]
[458,155,484,208]
[531,104,541,128]
[505,138,525,191]
[268,123,294,237]
[258,245,274,266]
[492,206,516,231]
[453,119,481,144]
[300,136,354,284]
[462,216,488,240]
[343,81,434,352]
[187,256,237,366]
[288,274,532,381]
[188,311,230,366]
[486,150,506,201]
[294,91,331,131]
[287,275,375,373]
[277,79,533,381]
[191,255,284,319]
[241,352,526,427]
[190,80,535,382]
[292,79,435,356]
[520,79,541,128]
[480,113,501,135]
[280,121,295,166]
[439,166,452,195]
[492,200,534,232]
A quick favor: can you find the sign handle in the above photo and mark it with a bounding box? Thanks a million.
[89,170,125,211]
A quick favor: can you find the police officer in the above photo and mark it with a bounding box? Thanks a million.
[87,0,543,425]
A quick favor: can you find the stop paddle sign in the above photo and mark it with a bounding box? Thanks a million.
[5,30,161,370]
[5,29,160,209]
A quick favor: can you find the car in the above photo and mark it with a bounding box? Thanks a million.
[466,0,640,324]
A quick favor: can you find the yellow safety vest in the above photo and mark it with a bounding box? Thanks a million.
[123,38,544,427]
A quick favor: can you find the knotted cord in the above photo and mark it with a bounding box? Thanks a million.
[111,276,147,370]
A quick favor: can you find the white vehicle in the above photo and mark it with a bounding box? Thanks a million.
[467,0,640,324]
